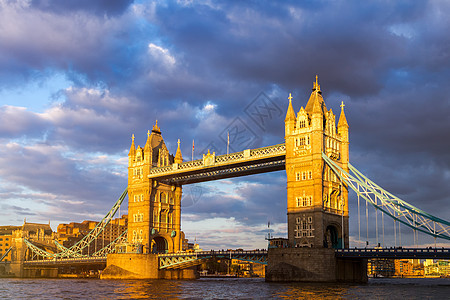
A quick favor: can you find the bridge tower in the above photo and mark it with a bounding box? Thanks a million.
[285,76,349,249]
[128,121,183,254]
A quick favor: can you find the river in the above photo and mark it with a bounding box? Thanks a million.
[1,277,449,299]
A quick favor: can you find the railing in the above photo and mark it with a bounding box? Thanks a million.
[158,249,267,257]
[24,256,107,265]
[336,247,450,259]
[148,144,286,177]
[158,250,268,269]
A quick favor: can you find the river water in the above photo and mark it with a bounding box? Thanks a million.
[1,277,449,299]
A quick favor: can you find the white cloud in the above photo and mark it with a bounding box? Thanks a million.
[148,43,176,66]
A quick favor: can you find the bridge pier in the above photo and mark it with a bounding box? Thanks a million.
[101,253,198,280]
[22,267,58,278]
[266,248,367,283]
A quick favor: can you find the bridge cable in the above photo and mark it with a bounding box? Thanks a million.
[382,211,385,247]
[322,153,450,242]
[24,187,128,259]
[366,193,369,245]
[358,192,361,244]
[394,218,397,247]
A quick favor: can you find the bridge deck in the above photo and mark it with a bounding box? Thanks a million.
[148,144,286,184]
[336,248,450,259]
[22,248,450,269]
[158,250,268,269]
[24,256,106,267]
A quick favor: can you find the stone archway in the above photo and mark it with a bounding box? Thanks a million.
[325,225,341,249]
[152,236,168,253]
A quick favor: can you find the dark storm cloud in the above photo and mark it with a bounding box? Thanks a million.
[0,142,125,217]
[183,173,286,227]
[149,1,426,98]
[0,0,449,247]
[30,0,134,16]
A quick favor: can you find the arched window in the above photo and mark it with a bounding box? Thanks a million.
[160,212,167,223]
[160,192,167,203]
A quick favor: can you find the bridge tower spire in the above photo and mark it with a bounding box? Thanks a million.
[284,76,349,249]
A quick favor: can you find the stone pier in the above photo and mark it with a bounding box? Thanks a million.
[101,253,198,280]
[266,248,367,283]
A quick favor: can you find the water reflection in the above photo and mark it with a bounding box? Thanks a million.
[112,279,183,299]
[0,277,449,299]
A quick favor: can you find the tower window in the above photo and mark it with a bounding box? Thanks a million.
[296,196,312,207]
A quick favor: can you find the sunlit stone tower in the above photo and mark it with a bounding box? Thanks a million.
[127,121,183,253]
[284,76,349,249]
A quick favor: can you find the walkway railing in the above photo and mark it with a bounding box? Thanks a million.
[158,250,268,269]
[148,144,286,178]
[336,247,450,259]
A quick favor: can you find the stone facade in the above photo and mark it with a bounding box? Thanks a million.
[285,76,349,249]
[101,253,198,279]
[266,248,367,283]
[128,121,183,253]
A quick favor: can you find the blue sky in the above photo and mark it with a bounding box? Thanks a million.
[0,0,450,250]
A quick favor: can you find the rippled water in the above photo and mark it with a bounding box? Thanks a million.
[1,277,449,299]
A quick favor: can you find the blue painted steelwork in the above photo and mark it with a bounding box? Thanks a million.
[158,250,268,269]
[336,248,450,259]
[24,188,128,259]
[322,153,450,241]
[23,256,106,266]
[0,247,12,262]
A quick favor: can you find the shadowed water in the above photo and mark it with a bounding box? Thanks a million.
[0,277,449,299]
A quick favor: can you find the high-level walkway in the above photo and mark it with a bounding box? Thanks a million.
[148,144,286,184]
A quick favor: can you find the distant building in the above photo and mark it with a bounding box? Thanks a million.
[0,225,20,262]
[424,260,450,277]
[268,238,288,248]
[395,259,414,277]
[367,259,395,277]
[56,215,127,255]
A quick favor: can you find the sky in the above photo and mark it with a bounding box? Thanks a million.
[1,0,450,250]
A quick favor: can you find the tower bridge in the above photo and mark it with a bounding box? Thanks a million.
[9,76,450,282]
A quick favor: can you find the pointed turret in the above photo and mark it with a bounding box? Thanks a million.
[144,129,151,153]
[338,101,349,129]
[175,139,183,164]
[285,93,296,122]
[152,120,161,134]
[129,134,136,156]
[338,101,349,172]
[285,93,296,135]
[305,75,327,117]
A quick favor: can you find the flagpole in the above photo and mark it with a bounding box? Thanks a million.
[192,139,194,161]
[227,131,229,155]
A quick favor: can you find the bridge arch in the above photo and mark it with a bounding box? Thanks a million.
[325,224,341,249]
[150,234,175,254]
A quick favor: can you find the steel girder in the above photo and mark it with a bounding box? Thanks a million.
[24,188,128,259]
[0,247,12,262]
[148,144,286,185]
[336,248,450,259]
[322,153,450,241]
[165,159,285,184]
[158,250,268,269]
[92,229,128,257]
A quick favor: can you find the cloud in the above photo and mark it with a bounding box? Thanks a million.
[0,0,449,249]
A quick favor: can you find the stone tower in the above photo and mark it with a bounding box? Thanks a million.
[128,121,183,253]
[285,76,349,249]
